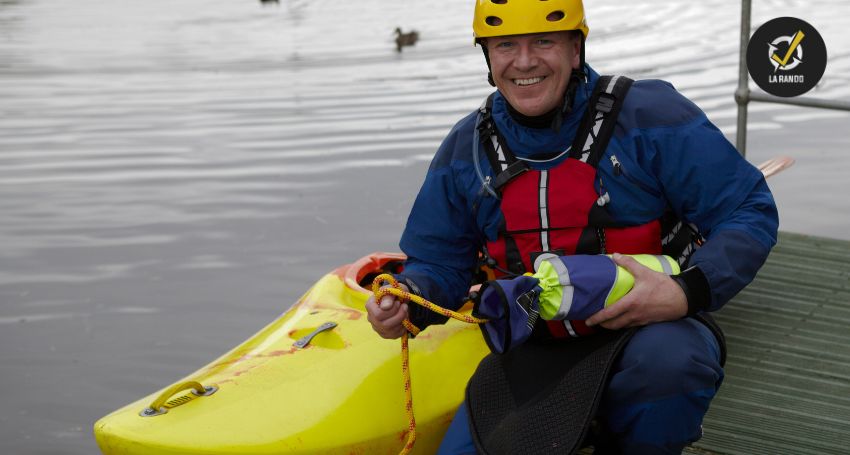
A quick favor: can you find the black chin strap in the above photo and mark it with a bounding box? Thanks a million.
[481,44,497,87]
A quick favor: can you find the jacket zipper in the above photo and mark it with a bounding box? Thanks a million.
[609,155,662,198]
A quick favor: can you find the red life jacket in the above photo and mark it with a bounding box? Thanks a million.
[478,76,674,338]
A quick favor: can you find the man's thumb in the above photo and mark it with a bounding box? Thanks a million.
[613,253,645,276]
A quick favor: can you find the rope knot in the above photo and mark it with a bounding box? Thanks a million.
[369,274,488,455]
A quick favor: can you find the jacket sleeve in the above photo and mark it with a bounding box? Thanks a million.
[395,120,483,330]
[654,113,779,311]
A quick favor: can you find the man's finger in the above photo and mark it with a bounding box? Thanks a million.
[612,253,650,278]
[383,324,406,339]
[599,312,633,330]
[379,294,397,311]
[373,299,400,321]
[383,303,409,329]
[586,299,630,326]
[377,284,408,310]
[365,300,378,320]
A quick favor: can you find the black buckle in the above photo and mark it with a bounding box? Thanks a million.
[596,93,615,113]
[493,161,529,189]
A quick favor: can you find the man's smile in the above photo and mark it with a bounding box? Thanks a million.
[513,76,546,87]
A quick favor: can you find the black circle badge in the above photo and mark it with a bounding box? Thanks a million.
[747,17,827,97]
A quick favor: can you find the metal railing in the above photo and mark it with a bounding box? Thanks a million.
[735,0,850,157]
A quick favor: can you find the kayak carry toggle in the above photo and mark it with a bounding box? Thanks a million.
[293,321,337,349]
[139,380,218,417]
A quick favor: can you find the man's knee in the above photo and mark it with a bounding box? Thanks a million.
[611,318,723,400]
[598,318,725,453]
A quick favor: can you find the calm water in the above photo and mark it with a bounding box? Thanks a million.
[1,0,849,453]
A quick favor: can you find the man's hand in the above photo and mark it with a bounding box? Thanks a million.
[585,253,687,330]
[365,283,410,339]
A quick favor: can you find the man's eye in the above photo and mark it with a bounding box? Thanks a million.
[536,39,553,46]
[495,41,514,49]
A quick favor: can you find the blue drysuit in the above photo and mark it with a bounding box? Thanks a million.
[396,66,778,453]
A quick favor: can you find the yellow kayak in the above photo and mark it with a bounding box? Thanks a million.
[94,253,489,454]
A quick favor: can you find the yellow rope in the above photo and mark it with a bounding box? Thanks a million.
[371,274,488,455]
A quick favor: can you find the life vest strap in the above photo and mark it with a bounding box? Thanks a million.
[492,161,530,190]
[476,75,635,193]
[478,93,520,180]
[572,75,634,167]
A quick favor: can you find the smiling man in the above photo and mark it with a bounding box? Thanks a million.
[485,31,581,117]
[366,0,778,453]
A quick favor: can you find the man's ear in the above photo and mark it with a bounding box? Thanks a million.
[571,36,582,69]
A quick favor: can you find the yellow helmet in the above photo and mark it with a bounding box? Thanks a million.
[472,0,589,42]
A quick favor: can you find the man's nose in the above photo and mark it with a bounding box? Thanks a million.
[513,44,537,71]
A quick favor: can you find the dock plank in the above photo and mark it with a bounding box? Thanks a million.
[688,231,850,455]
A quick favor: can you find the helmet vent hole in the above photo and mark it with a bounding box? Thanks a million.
[490,0,507,3]
[485,16,503,26]
[547,11,565,22]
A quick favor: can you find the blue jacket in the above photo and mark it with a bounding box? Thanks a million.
[398,66,778,330]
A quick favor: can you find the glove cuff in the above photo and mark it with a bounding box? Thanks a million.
[673,266,711,316]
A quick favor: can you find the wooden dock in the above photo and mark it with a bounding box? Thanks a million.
[688,231,850,454]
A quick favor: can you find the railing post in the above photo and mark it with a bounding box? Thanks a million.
[735,0,752,157]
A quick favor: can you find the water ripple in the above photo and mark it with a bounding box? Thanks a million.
[1,0,849,452]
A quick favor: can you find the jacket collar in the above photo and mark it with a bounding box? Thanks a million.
[491,65,600,164]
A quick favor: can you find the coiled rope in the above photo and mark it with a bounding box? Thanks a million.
[371,274,488,455]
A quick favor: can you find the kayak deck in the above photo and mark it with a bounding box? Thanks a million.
[94,253,490,454]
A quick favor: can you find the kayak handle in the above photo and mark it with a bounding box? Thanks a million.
[293,321,337,349]
[139,380,218,417]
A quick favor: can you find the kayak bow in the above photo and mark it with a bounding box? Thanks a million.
[94,253,489,455]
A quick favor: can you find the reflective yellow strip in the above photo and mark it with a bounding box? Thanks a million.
[654,254,674,275]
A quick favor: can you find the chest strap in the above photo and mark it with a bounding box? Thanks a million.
[476,75,634,193]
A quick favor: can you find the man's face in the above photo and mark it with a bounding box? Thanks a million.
[485,31,581,117]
